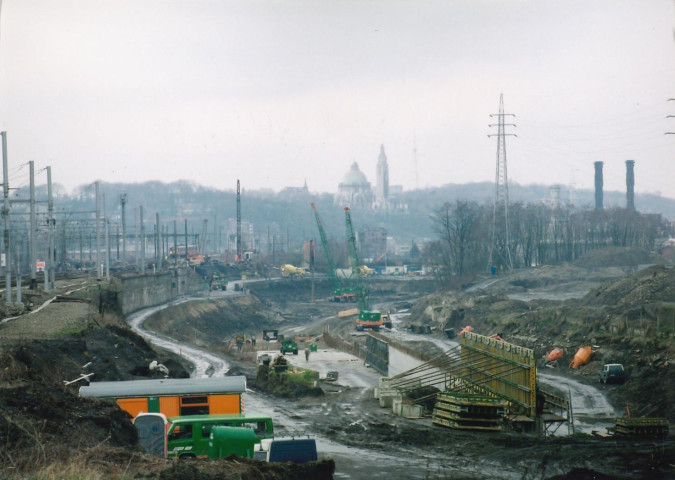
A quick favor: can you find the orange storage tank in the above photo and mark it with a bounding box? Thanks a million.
[569,346,593,369]
[457,326,474,337]
[543,347,564,363]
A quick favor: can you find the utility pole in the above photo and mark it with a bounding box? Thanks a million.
[103,193,110,281]
[46,167,54,290]
[184,218,188,266]
[140,205,145,274]
[2,132,11,304]
[310,239,315,303]
[120,193,127,264]
[29,161,37,289]
[134,207,139,272]
[15,231,22,304]
[156,213,162,268]
[173,220,177,266]
[487,94,516,273]
[213,214,217,254]
[236,179,242,262]
[79,225,83,266]
[95,181,101,281]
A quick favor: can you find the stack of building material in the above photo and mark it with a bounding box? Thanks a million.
[614,418,669,438]
[432,392,506,431]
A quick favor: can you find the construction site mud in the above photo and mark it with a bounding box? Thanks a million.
[141,266,674,479]
[0,252,673,479]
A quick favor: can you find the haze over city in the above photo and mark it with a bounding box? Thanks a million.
[0,0,674,199]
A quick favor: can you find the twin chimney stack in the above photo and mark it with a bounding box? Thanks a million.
[593,160,636,211]
[625,160,635,211]
[594,161,604,211]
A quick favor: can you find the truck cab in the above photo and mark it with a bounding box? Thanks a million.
[599,363,626,384]
[280,338,298,355]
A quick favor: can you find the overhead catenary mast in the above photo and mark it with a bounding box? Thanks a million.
[487,94,516,273]
[236,179,242,262]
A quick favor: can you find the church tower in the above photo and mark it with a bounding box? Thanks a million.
[374,145,389,210]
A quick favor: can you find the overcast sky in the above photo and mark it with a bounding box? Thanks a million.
[0,0,674,200]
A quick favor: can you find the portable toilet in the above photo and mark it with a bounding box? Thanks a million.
[133,413,168,457]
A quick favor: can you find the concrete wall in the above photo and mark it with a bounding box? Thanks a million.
[114,267,206,315]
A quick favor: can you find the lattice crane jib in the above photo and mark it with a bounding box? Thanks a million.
[344,207,381,327]
[311,203,342,297]
[236,180,242,261]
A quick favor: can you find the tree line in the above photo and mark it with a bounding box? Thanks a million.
[428,200,672,286]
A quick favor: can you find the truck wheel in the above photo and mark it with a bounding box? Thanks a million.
[293,350,298,355]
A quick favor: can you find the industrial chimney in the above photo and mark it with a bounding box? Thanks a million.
[625,160,635,211]
[594,161,604,211]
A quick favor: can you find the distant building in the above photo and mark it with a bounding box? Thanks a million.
[373,145,389,210]
[335,162,373,208]
[335,146,408,214]
[279,179,310,201]
[358,227,388,262]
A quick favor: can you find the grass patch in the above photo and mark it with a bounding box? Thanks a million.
[51,324,88,337]
[279,367,320,388]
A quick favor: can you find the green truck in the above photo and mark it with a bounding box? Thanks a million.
[210,274,227,291]
[134,412,317,463]
[166,413,274,459]
[280,338,298,355]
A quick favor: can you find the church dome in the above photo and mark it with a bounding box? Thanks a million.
[341,162,369,186]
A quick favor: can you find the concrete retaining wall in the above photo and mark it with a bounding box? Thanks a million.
[114,267,205,315]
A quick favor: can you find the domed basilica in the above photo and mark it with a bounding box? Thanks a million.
[334,145,407,213]
[335,162,374,208]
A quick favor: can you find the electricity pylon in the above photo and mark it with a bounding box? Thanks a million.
[487,94,516,273]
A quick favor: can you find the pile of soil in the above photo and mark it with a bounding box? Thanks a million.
[0,299,335,479]
[251,364,324,398]
[1,253,673,479]
[408,260,675,423]
[573,246,664,268]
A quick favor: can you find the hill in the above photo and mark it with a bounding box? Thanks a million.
[0,280,334,480]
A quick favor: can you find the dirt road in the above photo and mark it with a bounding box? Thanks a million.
[130,293,673,479]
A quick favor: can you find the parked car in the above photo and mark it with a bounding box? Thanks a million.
[599,363,626,384]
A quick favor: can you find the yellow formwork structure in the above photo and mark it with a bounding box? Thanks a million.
[460,332,537,418]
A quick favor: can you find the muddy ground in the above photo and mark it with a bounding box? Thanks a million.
[0,247,673,479]
[142,258,674,479]
[0,281,335,479]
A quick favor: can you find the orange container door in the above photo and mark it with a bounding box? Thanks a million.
[159,396,180,418]
[209,394,242,414]
[117,398,148,420]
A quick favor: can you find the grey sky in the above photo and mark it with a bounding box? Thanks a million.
[0,0,674,200]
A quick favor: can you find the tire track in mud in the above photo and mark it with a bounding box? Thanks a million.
[126,300,491,479]
[127,299,230,377]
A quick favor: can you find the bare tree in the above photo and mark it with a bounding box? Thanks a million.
[430,200,485,277]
